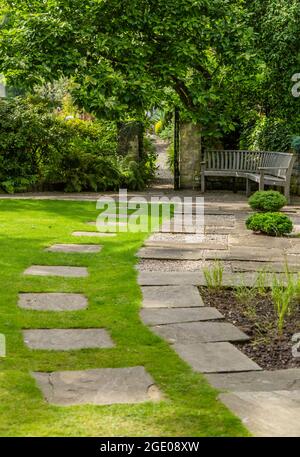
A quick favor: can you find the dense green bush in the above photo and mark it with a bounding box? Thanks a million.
[240,116,298,152]
[246,212,293,236]
[0,97,156,193]
[248,191,287,212]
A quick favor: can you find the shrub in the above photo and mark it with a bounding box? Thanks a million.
[291,136,300,153]
[248,190,287,212]
[246,212,293,236]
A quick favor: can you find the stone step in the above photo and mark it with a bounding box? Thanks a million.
[33,367,162,406]
[23,328,114,350]
[140,307,224,326]
[141,285,204,308]
[173,342,261,373]
[219,390,300,437]
[24,265,88,278]
[72,231,116,237]
[18,293,88,311]
[152,321,249,344]
[206,368,300,392]
[46,244,102,254]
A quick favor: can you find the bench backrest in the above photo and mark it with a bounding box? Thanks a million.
[204,150,294,179]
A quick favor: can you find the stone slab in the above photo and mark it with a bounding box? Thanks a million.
[18,293,88,311]
[140,307,224,326]
[206,369,300,392]
[232,261,300,273]
[144,241,228,250]
[219,390,300,437]
[141,285,204,308]
[24,265,88,277]
[72,231,116,237]
[33,366,162,405]
[152,322,249,344]
[138,247,204,260]
[23,328,114,350]
[173,342,261,373]
[138,271,296,287]
[46,244,102,253]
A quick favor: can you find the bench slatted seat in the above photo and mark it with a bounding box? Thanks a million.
[201,150,295,202]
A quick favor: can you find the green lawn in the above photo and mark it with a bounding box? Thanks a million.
[0,199,249,436]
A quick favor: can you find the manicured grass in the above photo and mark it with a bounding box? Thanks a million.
[0,199,249,436]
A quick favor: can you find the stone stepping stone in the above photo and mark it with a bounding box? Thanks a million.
[173,342,261,373]
[152,322,249,344]
[232,261,300,273]
[72,231,116,237]
[23,328,114,350]
[18,293,88,311]
[140,307,224,326]
[138,271,295,287]
[141,285,204,308]
[206,368,300,392]
[205,226,234,235]
[227,246,283,262]
[143,240,228,251]
[32,366,162,406]
[24,265,88,277]
[219,390,300,437]
[46,244,102,253]
[138,247,204,260]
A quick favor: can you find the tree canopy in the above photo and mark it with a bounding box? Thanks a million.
[0,1,299,141]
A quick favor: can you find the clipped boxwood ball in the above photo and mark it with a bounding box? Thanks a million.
[248,190,287,212]
[246,212,293,236]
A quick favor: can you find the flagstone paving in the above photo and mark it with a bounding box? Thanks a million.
[219,390,300,437]
[152,321,249,344]
[33,367,162,406]
[46,244,102,253]
[140,307,224,326]
[206,369,300,392]
[173,342,261,373]
[72,231,116,237]
[18,293,88,311]
[23,329,114,350]
[24,265,89,277]
[141,285,204,308]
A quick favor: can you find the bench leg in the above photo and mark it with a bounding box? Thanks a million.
[259,179,264,191]
[284,185,290,204]
[246,178,251,197]
[201,173,205,193]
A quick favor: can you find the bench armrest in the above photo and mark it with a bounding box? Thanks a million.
[258,166,288,170]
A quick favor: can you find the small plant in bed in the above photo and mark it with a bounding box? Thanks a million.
[246,212,293,236]
[199,272,300,370]
[248,190,287,212]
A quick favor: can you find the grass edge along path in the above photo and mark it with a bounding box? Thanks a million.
[0,199,249,437]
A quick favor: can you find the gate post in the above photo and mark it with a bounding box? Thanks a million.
[174,107,180,190]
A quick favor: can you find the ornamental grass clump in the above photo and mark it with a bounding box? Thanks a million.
[203,260,224,289]
[248,190,287,212]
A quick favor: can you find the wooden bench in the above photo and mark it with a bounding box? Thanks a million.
[200,150,295,202]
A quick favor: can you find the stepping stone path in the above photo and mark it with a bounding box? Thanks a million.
[24,265,88,277]
[72,231,116,237]
[20,223,160,408]
[33,367,162,406]
[23,329,114,350]
[18,293,88,311]
[140,307,224,326]
[46,244,101,253]
[141,285,204,308]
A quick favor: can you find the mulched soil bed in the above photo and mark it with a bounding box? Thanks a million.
[200,287,300,370]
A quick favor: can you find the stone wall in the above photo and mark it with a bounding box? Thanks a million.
[179,122,201,189]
